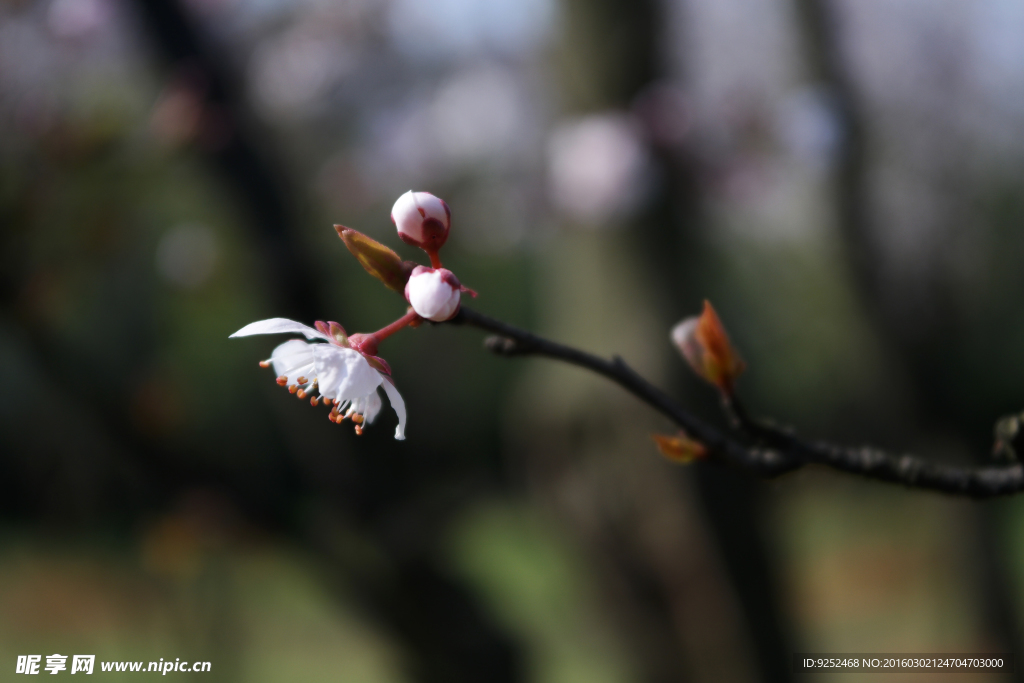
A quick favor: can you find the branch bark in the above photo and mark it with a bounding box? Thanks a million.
[452,307,1024,498]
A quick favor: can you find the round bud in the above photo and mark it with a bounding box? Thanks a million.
[405,266,461,322]
[391,191,451,251]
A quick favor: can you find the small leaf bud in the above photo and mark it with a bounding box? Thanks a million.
[671,300,745,395]
[651,432,707,464]
[336,226,415,293]
[993,411,1024,461]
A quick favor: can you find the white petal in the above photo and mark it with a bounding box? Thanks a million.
[391,190,424,242]
[435,288,461,320]
[415,192,449,227]
[380,379,407,440]
[362,391,383,424]
[670,318,697,349]
[312,345,382,401]
[270,339,316,379]
[229,318,330,341]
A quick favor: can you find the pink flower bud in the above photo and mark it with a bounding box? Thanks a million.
[391,191,451,251]
[405,266,461,322]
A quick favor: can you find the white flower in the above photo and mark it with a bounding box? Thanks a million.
[391,190,451,250]
[230,318,406,439]
[405,267,461,322]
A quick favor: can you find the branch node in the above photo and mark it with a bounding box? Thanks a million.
[484,336,526,356]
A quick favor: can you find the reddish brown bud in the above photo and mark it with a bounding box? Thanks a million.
[651,432,707,464]
[335,225,416,293]
[671,300,745,395]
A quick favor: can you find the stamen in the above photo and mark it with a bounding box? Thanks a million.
[296,377,316,400]
[276,376,288,386]
[354,425,363,436]
[323,398,333,406]
[351,414,365,425]
[288,384,299,394]
[310,396,319,406]
[259,360,272,368]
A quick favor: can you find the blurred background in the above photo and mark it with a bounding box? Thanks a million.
[3,0,1024,680]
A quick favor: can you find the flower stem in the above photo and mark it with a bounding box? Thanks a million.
[426,249,443,269]
[372,309,421,343]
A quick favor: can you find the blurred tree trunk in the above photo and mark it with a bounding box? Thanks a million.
[129,0,318,322]
[539,0,798,681]
[791,0,1024,669]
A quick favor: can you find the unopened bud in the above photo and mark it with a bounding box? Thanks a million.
[335,226,415,293]
[405,266,461,322]
[651,432,707,464]
[391,191,450,251]
[671,300,745,395]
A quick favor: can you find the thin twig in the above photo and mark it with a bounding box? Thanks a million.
[451,307,1024,498]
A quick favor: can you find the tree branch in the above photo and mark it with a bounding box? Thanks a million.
[451,307,1024,498]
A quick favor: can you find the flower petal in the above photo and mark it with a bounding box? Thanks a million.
[312,345,382,401]
[380,379,406,440]
[361,391,383,424]
[229,318,330,341]
[269,340,316,380]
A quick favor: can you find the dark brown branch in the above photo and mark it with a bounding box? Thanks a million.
[452,307,1024,498]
